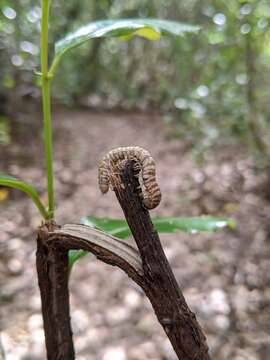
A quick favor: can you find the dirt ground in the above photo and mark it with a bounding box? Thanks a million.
[0,107,270,360]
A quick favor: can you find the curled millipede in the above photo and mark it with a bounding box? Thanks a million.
[98,146,161,210]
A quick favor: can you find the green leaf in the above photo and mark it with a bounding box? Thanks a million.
[152,216,236,233]
[69,215,235,266]
[81,215,235,236]
[0,172,49,219]
[50,18,200,76]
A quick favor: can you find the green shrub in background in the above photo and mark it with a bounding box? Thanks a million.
[1,0,270,154]
[0,0,234,263]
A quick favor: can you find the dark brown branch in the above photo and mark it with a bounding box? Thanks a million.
[111,160,211,360]
[36,221,75,360]
[37,161,210,359]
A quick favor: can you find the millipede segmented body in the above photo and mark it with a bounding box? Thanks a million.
[98,146,161,210]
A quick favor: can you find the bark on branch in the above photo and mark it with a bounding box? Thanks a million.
[36,221,75,360]
[110,159,211,360]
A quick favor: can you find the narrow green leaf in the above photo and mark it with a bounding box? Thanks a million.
[50,18,200,76]
[0,172,49,219]
[81,215,235,236]
[70,215,235,266]
[152,216,236,233]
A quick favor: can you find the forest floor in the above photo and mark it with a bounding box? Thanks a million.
[0,106,270,360]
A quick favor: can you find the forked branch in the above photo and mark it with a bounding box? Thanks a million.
[37,148,210,359]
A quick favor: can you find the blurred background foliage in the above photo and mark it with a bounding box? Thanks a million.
[0,0,270,156]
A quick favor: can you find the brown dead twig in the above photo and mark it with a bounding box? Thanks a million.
[36,158,211,360]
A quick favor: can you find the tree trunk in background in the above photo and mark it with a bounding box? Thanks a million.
[245,30,268,156]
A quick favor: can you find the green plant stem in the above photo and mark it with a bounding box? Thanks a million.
[41,0,54,218]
